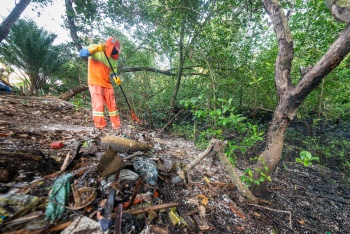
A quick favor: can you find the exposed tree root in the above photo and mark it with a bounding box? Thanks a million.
[186,138,258,204]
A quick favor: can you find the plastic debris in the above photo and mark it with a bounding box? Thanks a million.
[168,207,186,227]
[171,175,182,184]
[50,141,64,149]
[45,173,73,221]
[133,156,158,186]
[0,191,45,223]
[119,169,139,181]
[99,217,113,231]
[62,216,104,234]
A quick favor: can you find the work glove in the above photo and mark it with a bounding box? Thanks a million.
[88,44,105,55]
[114,76,123,86]
[110,74,123,86]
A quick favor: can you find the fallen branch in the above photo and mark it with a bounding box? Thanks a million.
[124,151,151,160]
[122,202,179,215]
[187,139,258,204]
[186,142,214,172]
[155,110,183,137]
[247,203,293,230]
[213,139,258,204]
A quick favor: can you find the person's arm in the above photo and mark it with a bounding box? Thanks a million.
[79,48,90,58]
[79,44,105,58]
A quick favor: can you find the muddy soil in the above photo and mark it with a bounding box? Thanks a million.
[0,94,349,234]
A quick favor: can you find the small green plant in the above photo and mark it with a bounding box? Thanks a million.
[72,98,85,111]
[295,150,319,167]
[343,161,350,174]
[240,165,271,187]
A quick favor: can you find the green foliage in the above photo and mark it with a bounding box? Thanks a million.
[180,95,264,157]
[0,19,67,95]
[296,150,320,167]
[240,166,272,187]
[71,97,88,111]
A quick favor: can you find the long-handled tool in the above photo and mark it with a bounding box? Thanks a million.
[104,52,142,123]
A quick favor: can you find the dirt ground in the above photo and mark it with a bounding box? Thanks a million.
[0,94,349,234]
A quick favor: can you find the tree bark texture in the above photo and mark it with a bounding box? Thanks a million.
[0,0,31,43]
[170,21,186,114]
[65,0,83,52]
[59,85,88,101]
[251,0,350,195]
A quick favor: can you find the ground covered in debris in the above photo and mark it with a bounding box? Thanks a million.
[0,94,349,234]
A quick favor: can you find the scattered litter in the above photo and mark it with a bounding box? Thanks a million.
[1,94,349,233]
[61,216,104,234]
[69,186,97,210]
[45,173,73,221]
[50,141,64,149]
[119,169,139,182]
[101,135,150,152]
[0,191,46,223]
[97,146,125,177]
[133,156,158,186]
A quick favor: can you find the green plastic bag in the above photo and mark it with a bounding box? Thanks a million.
[45,173,73,221]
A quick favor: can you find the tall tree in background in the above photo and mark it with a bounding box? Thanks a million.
[0,0,54,43]
[106,0,218,113]
[250,0,350,195]
[0,0,31,43]
[0,19,65,95]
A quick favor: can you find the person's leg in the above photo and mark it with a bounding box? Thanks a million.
[89,84,106,129]
[103,87,121,129]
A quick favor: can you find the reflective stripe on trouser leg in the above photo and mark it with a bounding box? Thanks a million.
[89,84,106,129]
[103,87,120,129]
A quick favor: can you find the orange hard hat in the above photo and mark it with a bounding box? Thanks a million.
[105,37,120,59]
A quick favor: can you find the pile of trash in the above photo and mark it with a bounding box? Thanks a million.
[0,132,241,234]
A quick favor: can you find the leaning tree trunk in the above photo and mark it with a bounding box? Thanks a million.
[60,85,88,101]
[250,0,350,196]
[0,0,31,43]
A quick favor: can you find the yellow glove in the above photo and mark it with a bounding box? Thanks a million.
[113,76,122,86]
[88,44,105,54]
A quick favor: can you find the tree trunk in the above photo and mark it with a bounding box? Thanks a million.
[65,0,83,52]
[0,0,31,43]
[170,19,186,114]
[60,85,88,101]
[318,79,325,118]
[251,0,350,196]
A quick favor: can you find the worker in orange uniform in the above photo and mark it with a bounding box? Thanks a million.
[79,37,123,131]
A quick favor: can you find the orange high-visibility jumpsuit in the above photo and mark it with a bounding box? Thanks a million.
[79,37,121,129]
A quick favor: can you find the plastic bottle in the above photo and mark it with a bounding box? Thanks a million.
[50,141,63,149]
[168,207,187,227]
[168,207,181,226]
